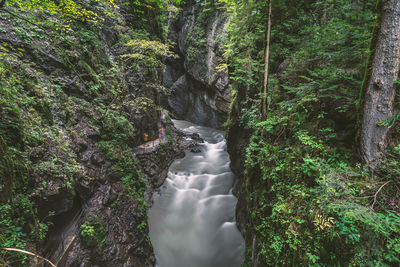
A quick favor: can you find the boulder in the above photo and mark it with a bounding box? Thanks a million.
[190,147,202,153]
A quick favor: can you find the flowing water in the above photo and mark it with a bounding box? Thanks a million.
[148,120,245,267]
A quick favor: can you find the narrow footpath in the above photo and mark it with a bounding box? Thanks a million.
[133,112,168,155]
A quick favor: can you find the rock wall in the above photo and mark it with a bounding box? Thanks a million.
[0,1,234,266]
[0,2,198,266]
[227,109,256,266]
[55,126,197,267]
[163,2,230,128]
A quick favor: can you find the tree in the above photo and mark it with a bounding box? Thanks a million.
[261,0,272,121]
[359,0,400,169]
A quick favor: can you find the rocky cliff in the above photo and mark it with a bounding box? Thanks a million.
[226,104,256,266]
[162,2,230,128]
[0,1,201,266]
[0,1,233,266]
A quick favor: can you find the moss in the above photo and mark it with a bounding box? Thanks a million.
[356,0,383,127]
[223,89,237,139]
[78,59,101,84]
[0,0,173,264]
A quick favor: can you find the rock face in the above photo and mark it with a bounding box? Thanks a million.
[0,2,201,266]
[226,96,256,266]
[54,125,198,267]
[163,2,230,128]
[0,1,233,266]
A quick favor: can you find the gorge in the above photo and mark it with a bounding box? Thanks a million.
[1,0,400,266]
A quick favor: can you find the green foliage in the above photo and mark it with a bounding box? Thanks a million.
[244,125,400,265]
[5,0,117,32]
[0,204,27,264]
[80,214,106,248]
[225,0,399,265]
[97,122,146,213]
[122,39,177,78]
[0,0,170,262]
[0,136,15,202]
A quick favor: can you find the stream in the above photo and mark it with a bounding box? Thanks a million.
[148,120,245,267]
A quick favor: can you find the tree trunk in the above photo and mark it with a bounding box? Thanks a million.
[360,0,400,169]
[261,0,272,121]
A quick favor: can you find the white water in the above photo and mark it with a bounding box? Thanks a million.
[148,120,245,267]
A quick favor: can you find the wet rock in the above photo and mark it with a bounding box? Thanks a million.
[190,147,202,153]
[190,133,204,143]
[168,75,190,117]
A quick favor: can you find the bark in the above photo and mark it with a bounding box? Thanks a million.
[261,0,272,121]
[360,0,400,169]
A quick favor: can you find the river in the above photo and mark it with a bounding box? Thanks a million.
[148,120,245,267]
